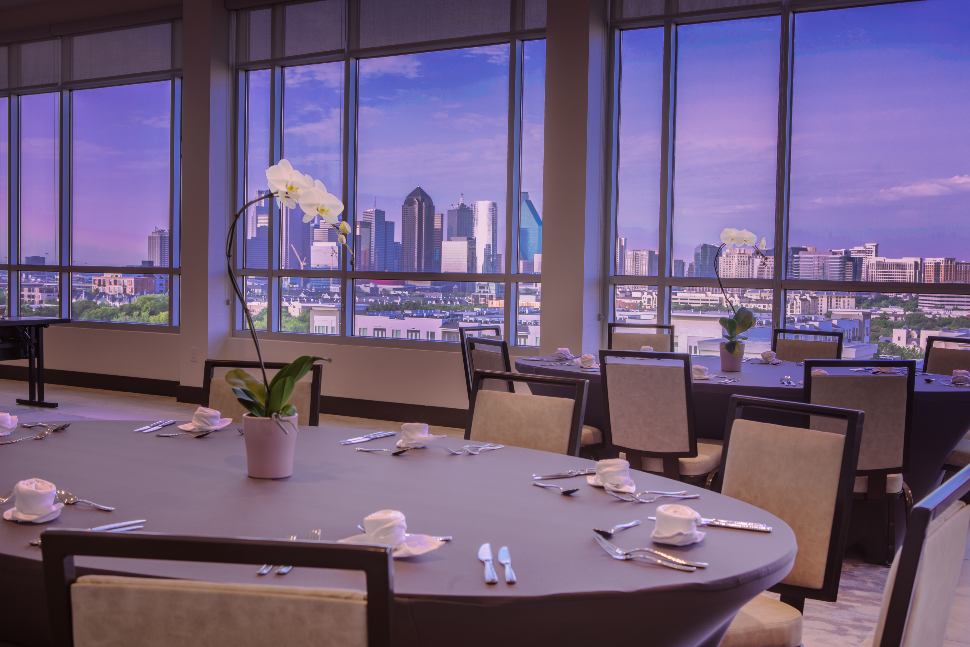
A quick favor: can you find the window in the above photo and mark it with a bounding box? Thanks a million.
[407,330,420,340]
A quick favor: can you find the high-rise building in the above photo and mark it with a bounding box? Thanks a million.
[441,237,476,273]
[387,241,402,272]
[615,237,627,275]
[281,206,311,270]
[863,257,922,283]
[360,206,378,271]
[924,258,956,283]
[375,216,395,272]
[956,261,970,284]
[401,187,435,272]
[693,244,719,278]
[472,200,498,273]
[247,189,271,238]
[672,259,685,277]
[432,213,443,273]
[519,192,542,265]
[355,221,373,272]
[754,250,774,279]
[791,251,850,281]
[148,228,170,267]
[718,247,754,279]
[446,195,474,241]
[624,249,658,276]
[786,246,816,276]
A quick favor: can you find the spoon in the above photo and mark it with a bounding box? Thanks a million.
[156,431,212,438]
[0,428,52,445]
[532,481,579,495]
[356,447,409,456]
[593,520,641,537]
[56,490,115,511]
[0,490,12,504]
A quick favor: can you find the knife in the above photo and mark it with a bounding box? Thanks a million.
[532,468,596,480]
[497,546,516,584]
[340,431,397,445]
[134,420,165,432]
[141,420,176,433]
[478,543,498,584]
[648,517,772,533]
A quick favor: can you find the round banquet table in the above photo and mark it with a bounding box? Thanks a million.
[0,420,796,647]
[515,355,970,504]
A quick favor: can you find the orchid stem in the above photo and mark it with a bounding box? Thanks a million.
[713,243,737,317]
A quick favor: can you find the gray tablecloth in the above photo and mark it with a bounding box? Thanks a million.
[516,356,970,503]
[0,420,796,647]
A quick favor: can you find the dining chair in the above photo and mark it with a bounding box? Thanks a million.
[805,359,916,564]
[465,369,587,456]
[41,530,393,647]
[771,328,844,362]
[607,323,675,353]
[458,325,504,397]
[923,335,970,376]
[599,350,722,484]
[202,360,323,426]
[714,395,864,647]
[870,464,970,647]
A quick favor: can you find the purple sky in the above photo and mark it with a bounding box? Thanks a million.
[0,98,7,264]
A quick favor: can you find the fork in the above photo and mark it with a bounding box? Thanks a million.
[596,534,708,568]
[593,534,696,571]
[0,490,12,504]
[0,428,52,445]
[607,489,699,503]
[276,530,319,575]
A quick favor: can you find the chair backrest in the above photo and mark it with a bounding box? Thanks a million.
[41,531,393,647]
[772,328,844,362]
[458,326,505,398]
[465,370,587,456]
[599,350,697,459]
[608,323,675,353]
[805,359,915,475]
[202,360,323,426]
[873,465,970,647]
[923,335,970,376]
[715,395,863,603]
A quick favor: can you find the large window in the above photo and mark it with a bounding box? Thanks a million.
[235,3,545,345]
[611,0,970,360]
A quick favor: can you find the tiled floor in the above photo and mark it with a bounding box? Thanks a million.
[0,377,966,647]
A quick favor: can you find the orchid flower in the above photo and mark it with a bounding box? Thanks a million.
[720,228,740,247]
[339,221,351,234]
[739,230,758,247]
[266,159,311,209]
[759,237,768,250]
[298,179,345,224]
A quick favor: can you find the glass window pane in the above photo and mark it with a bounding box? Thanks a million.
[613,284,658,324]
[519,40,545,275]
[672,18,779,278]
[670,286,773,356]
[0,98,7,264]
[282,62,344,271]
[616,28,664,276]
[20,270,59,315]
[0,272,8,315]
[245,70,271,270]
[789,0,970,283]
[357,46,509,273]
[21,93,59,265]
[354,280,505,341]
[243,276,268,330]
[280,276,342,334]
[516,283,540,346]
[72,82,171,267]
[71,272,169,324]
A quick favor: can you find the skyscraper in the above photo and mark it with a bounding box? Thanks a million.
[693,244,719,278]
[472,200,498,273]
[441,237,476,273]
[519,192,542,267]
[673,259,685,277]
[447,195,473,240]
[148,228,170,267]
[615,237,627,275]
[356,220,373,271]
[360,206,378,271]
[281,206,311,270]
[432,213,443,273]
[401,187,435,272]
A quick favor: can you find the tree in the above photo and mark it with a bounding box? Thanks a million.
[877,341,924,360]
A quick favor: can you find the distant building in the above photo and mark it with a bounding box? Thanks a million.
[615,237,627,275]
[693,244,719,278]
[281,205,311,270]
[519,192,542,265]
[472,200,499,273]
[147,228,170,267]
[918,294,970,311]
[672,259,685,277]
[24,256,45,265]
[956,262,970,283]
[432,212,443,273]
[924,258,956,283]
[863,257,922,283]
[718,248,754,279]
[446,195,474,240]
[624,249,658,276]
[442,237,476,273]
[791,251,850,281]
[93,274,155,295]
[533,253,541,273]
[401,187,435,272]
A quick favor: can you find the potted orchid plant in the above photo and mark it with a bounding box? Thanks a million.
[715,228,770,372]
[225,159,354,478]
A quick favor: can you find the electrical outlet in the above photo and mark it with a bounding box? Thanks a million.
[190,347,197,363]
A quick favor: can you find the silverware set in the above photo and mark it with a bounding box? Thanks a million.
[134,420,176,433]
[443,443,504,455]
[357,524,452,542]
[341,431,397,445]
[646,516,772,532]
[532,469,596,480]
[259,529,320,575]
[357,447,409,456]
[780,376,797,386]
[717,378,740,384]
[607,489,700,504]
[30,519,146,547]
[593,534,707,571]
[57,489,114,511]
[0,422,70,445]
[478,543,515,584]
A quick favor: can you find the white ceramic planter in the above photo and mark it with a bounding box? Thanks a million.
[719,342,745,373]
[243,413,299,479]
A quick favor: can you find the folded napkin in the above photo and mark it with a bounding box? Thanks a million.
[587,458,636,493]
[553,348,572,360]
[652,504,706,546]
[2,478,64,523]
[954,370,970,378]
[396,423,444,448]
[691,365,709,379]
[761,351,776,363]
[811,369,829,376]
[953,375,970,386]
[574,354,597,368]
[178,407,232,431]
[640,346,653,352]
[873,366,898,374]
[338,510,442,558]
[0,412,17,435]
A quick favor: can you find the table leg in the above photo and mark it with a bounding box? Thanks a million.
[16,325,57,408]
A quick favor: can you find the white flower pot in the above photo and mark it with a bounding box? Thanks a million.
[243,414,299,479]
[720,342,745,373]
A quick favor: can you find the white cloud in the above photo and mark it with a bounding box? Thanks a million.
[463,45,509,66]
[431,111,448,119]
[140,115,169,129]
[285,64,343,88]
[878,175,970,200]
[359,57,422,79]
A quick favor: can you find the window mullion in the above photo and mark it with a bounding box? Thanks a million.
[505,38,523,344]
[9,95,20,316]
[772,0,794,330]
[656,20,677,326]
[268,65,282,333]
[342,54,358,338]
[59,89,70,318]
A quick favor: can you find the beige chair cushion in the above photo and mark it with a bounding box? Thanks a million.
[604,362,690,453]
[470,347,509,391]
[947,438,970,468]
[719,593,803,647]
[641,440,723,476]
[871,501,970,647]
[854,473,903,494]
[774,338,840,362]
[810,374,908,471]
[209,378,314,426]
[926,347,970,376]
[469,390,577,455]
[581,425,602,446]
[71,575,367,647]
[611,331,673,352]
[721,419,845,590]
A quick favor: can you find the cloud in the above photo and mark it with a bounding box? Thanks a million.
[877,175,970,200]
[431,111,448,119]
[140,115,169,129]
[285,63,343,88]
[359,57,422,79]
[463,45,509,66]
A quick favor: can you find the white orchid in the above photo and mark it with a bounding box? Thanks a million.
[720,228,740,247]
[339,221,351,234]
[759,237,768,250]
[298,179,345,224]
[266,159,311,209]
[338,234,346,245]
[739,229,758,247]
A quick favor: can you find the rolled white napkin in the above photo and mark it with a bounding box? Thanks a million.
[652,504,706,546]
[339,510,442,558]
[178,407,232,431]
[0,413,17,434]
[14,479,57,516]
[811,369,828,376]
[553,348,572,360]
[761,351,776,363]
[640,346,654,352]
[953,375,970,386]
[953,370,970,378]
[574,354,597,368]
[396,423,442,448]
[691,365,709,379]
[587,458,636,493]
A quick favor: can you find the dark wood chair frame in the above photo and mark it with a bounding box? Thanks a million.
[804,359,916,564]
[41,530,394,647]
[598,350,702,481]
[458,325,504,399]
[461,335,515,398]
[878,463,970,647]
[202,360,323,426]
[771,328,844,359]
[923,335,970,374]
[712,395,864,610]
[465,369,588,457]
[607,323,676,351]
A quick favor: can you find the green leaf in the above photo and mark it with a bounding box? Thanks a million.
[225,369,266,405]
[233,388,265,416]
[720,318,738,337]
[269,356,325,392]
[734,307,754,334]
[725,340,739,356]
[266,376,295,416]
[231,386,257,403]
[279,403,297,418]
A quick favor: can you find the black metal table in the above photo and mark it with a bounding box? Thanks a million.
[0,316,71,408]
